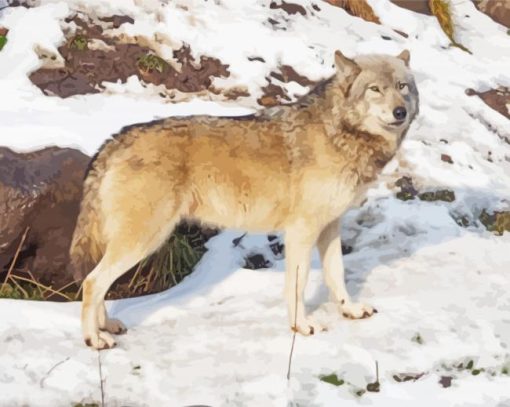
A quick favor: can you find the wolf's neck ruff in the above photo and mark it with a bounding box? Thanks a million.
[279,74,399,186]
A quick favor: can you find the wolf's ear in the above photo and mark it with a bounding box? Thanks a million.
[334,50,360,78]
[334,50,360,95]
[397,49,410,66]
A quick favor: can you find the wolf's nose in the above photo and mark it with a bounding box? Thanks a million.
[393,106,407,120]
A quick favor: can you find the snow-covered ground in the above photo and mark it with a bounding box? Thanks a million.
[1,0,510,406]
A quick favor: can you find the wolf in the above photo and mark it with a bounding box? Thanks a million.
[70,49,419,349]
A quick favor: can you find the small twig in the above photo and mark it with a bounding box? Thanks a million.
[74,280,84,301]
[286,266,299,381]
[55,279,81,293]
[366,360,381,392]
[97,351,105,407]
[128,262,143,290]
[232,232,247,247]
[39,357,70,388]
[3,226,30,285]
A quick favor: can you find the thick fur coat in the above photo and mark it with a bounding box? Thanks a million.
[71,50,419,349]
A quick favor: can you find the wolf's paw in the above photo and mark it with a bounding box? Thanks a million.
[84,331,117,350]
[340,302,377,320]
[101,318,127,335]
[291,318,327,336]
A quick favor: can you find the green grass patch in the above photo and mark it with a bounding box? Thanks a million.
[137,53,168,74]
[319,373,345,386]
[70,35,88,51]
[0,282,44,300]
[0,35,7,51]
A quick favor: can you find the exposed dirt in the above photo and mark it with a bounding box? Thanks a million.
[269,1,307,16]
[98,15,134,28]
[29,15,230,98]
[441,153,453,164]
[466,87,510,120]
[258,65,316,107]
[270,65,315,87]
[474,0,510,28]
[390,0,432,15]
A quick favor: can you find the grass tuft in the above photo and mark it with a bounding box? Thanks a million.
[70,35,88,51]
[320,373,345,386]
[137,53,168,74]
[326,0,380,24]
[479,210,510,236]
[0,35,7,51]
[429,0,471,54]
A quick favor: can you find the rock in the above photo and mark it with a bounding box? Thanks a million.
[438,375,453,388]
[390,0,431,15]
[441,154,453,164]
[0,146,218,299]
[395,176,418,201]
[474,0,510,28]
[418,190,455,202]
[244,253,272,270]
[0,146,89,288]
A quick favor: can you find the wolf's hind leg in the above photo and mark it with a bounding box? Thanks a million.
[317,218,376,319]
[82,247,144,350]
[82,218,178,350]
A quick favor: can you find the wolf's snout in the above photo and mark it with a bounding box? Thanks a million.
[393,106,407,121]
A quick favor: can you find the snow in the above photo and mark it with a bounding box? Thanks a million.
[1,0,510,406]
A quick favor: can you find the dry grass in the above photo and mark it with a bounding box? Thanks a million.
[325,0,380,24]
[1,223,212,301]
[429,0,471,53]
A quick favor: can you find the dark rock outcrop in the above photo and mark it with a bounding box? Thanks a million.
[0,146,89,288]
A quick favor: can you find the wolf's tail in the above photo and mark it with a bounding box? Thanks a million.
[69,194,104,281]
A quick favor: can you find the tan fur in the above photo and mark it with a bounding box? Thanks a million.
[70,50,419,349]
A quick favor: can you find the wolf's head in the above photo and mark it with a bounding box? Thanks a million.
[333,50,419,144]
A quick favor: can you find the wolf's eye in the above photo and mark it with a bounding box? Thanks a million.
[398,82,408,90]
[369,86,380,93]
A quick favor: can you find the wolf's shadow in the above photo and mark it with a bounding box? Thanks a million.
[111,186,499,327]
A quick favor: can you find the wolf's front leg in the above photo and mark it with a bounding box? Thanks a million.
[317,218,377,319]
[284,226,326,335]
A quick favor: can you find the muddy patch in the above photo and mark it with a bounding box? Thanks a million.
[29,15,230,98]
